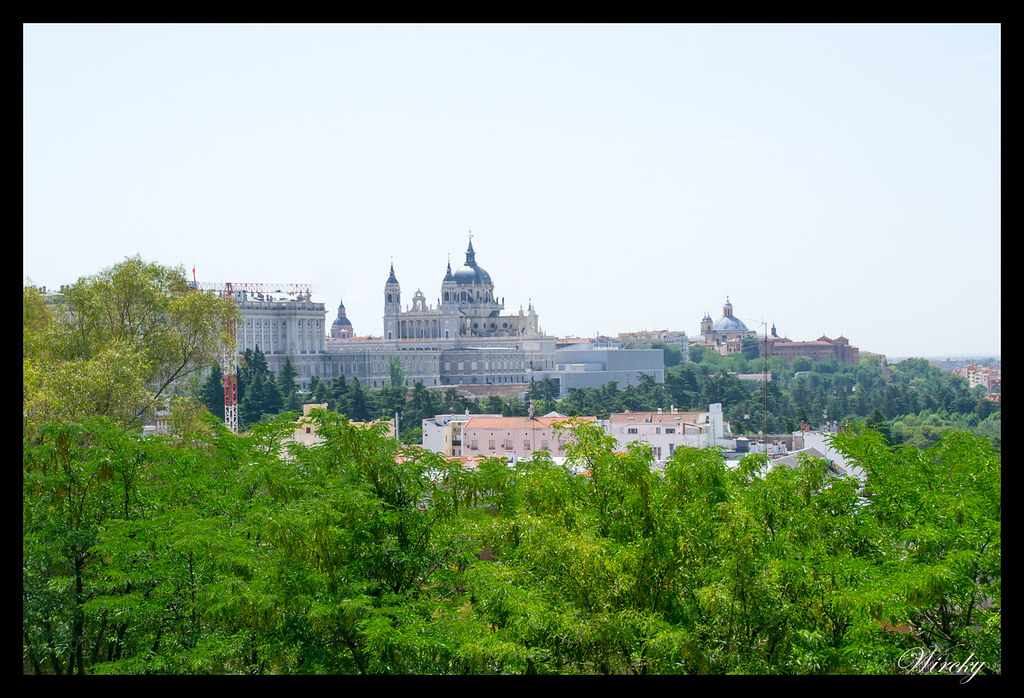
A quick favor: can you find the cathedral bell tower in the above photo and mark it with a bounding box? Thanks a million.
[440,258,457,309]
[700,312,713,337]
[383,262,401,340]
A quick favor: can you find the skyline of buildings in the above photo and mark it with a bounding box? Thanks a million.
[33,238,998,402]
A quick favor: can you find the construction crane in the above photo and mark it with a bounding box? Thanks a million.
[191,277,313,433]
[192,281,312,298]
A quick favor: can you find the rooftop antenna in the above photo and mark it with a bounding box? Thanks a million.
[762,317,769,446]
[746,313,770,449]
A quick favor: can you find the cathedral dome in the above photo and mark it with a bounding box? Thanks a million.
[712,315,749,332]
[712,296,748,332]
[332,314,352,327]
[453,263,492,286]
[453,238,492,286]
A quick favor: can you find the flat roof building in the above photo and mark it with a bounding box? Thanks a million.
[460,414,597,460]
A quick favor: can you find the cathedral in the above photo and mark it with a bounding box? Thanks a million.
[695,297,758,346]
[218,234,659,393]
[383,237,540,341]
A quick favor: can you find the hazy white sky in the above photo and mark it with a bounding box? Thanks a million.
[24,23,1000,358]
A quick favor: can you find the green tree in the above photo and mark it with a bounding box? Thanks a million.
[652,341,683,368]
[308,374,331,406]
[404,381,439,435]
[276,356,298,404]
[688,345,708,364]
[24,419,127,674]
[262,376,285,417]
[865,408,891,443]
[239,371,270,427]
[741,336,761,360]
[199,363,226,421]
[330,374,350,415]
[379,357,408,420]
[24,260,236,436]
[348,378,370,421]
[792,356,813,373]
[829,427,1001,672]
[484,394,505,415]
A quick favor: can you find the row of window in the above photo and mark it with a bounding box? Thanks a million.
[468,439,553,451]
[242,318,322,328]
[316,361,442,376]
[626,426,677,434]
[445,360,525,372]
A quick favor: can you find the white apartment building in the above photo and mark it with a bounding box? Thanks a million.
[421,413,502,457]
[602,404,731,461]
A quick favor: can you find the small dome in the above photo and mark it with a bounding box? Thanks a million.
[332,314,352,327]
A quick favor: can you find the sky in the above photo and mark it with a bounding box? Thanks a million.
[24,23,1000,358]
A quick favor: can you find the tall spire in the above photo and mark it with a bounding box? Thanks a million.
[465,232,476,266]
[387,261,398,285]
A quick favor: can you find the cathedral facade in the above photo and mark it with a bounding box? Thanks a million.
[312,237,557,391]
[382,238,540,341]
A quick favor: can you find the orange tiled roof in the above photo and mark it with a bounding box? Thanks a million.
[463,415,596,430]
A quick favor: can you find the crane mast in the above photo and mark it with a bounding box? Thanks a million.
[192,279,313,433]
[221,298,239,434]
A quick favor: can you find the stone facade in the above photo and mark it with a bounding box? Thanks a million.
[233,291,327,384]
[324,238,559,390]
[383,238,541,342]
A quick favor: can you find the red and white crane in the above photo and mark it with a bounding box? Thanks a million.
[191,277,312,433]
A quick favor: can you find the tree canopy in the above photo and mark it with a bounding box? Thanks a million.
[23,257,237,436]
[23,412,1000,676]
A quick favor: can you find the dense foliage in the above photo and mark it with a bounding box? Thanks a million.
[23,415,1000,676]
[24,258,237,438]
[549,353,999,448]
